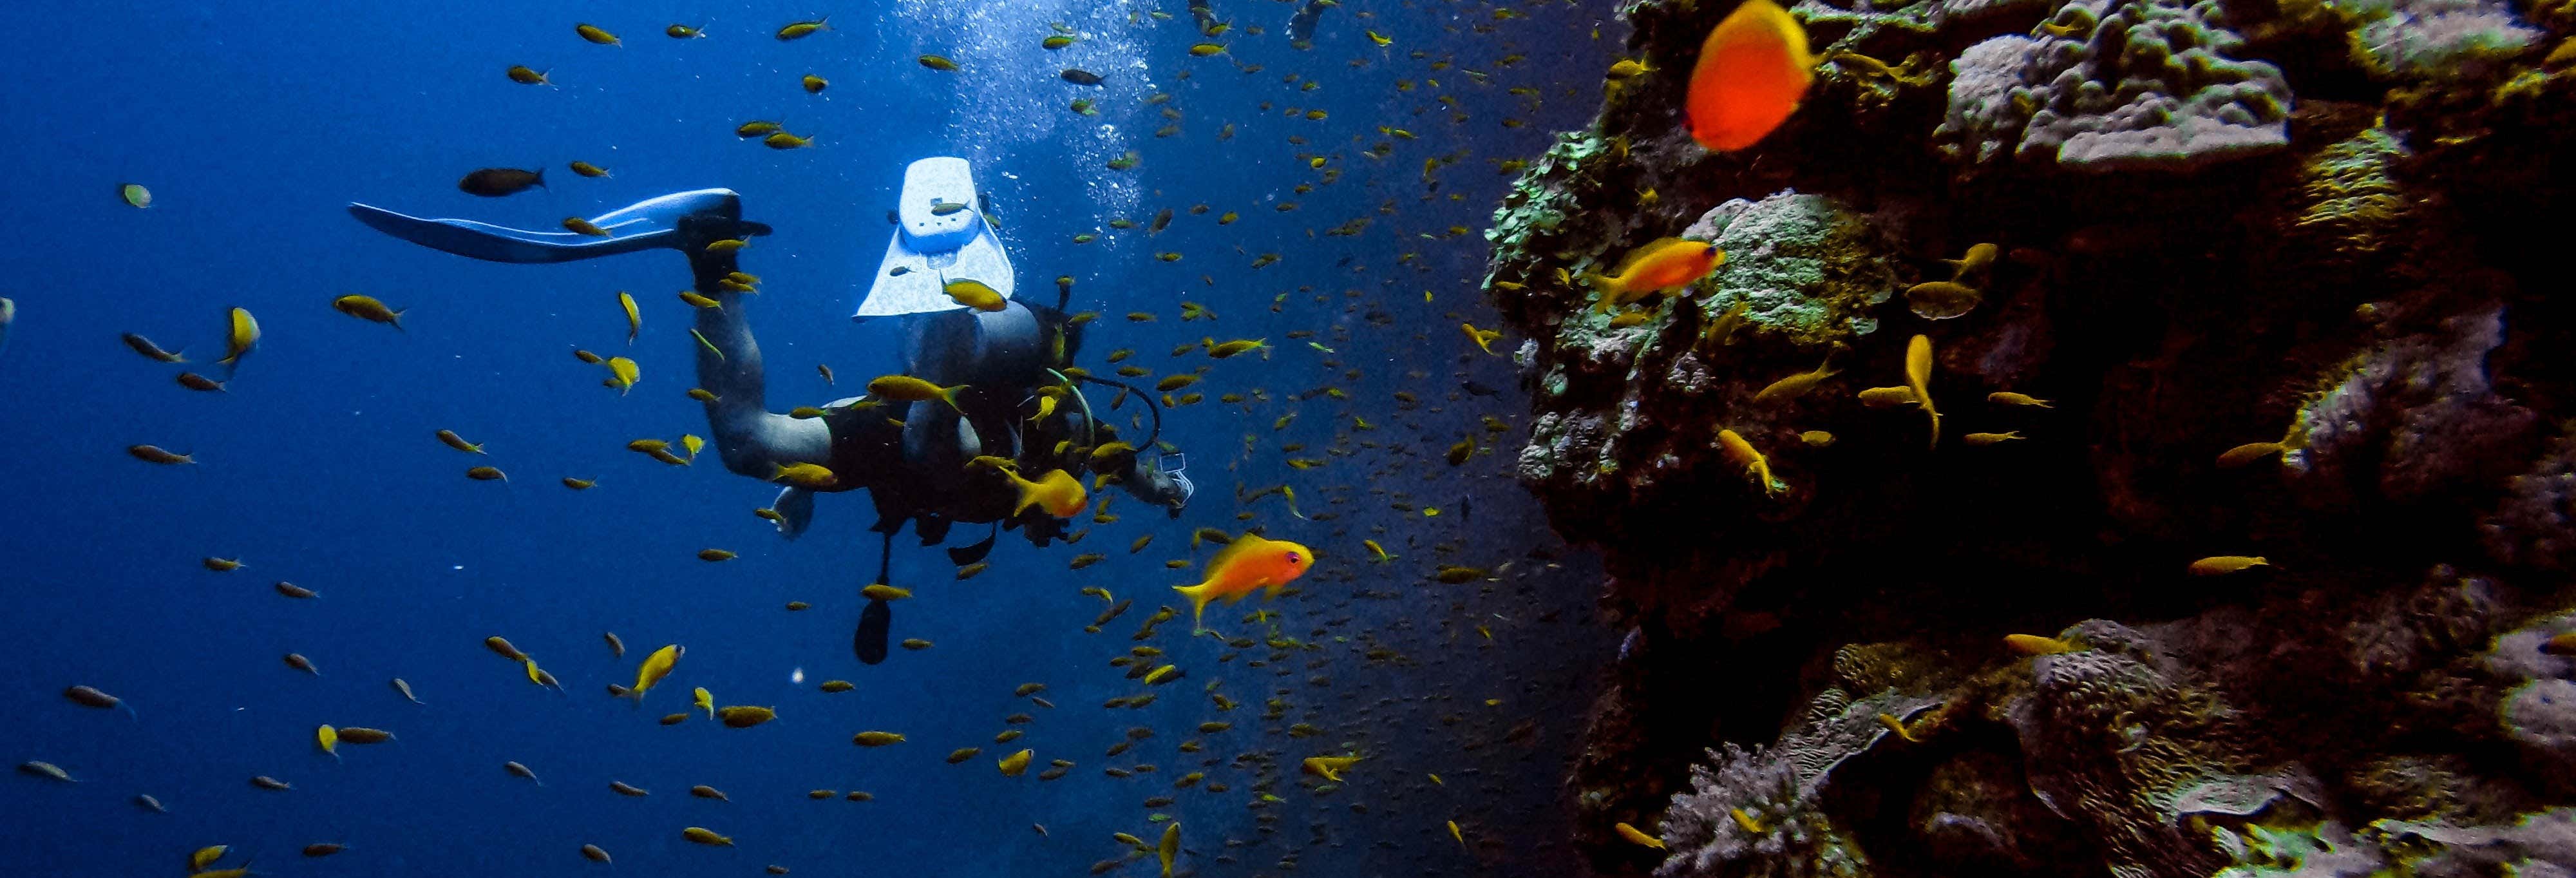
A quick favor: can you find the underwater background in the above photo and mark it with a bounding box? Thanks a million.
[15,0,2576,876]
[0,0,1620,875]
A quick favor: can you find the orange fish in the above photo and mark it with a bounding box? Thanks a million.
[1686,0,1815,151]
[1587,238,1721,313]
[1007,468,1089,518]
[1171,533,1313,629]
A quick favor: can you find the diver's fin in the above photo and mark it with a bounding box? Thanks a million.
[348,188,766,265]
[854,598,891,665]
[772,486,814,541]
[945,526,998,566]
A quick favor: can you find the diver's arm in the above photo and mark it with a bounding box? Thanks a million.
[692,266,832,476]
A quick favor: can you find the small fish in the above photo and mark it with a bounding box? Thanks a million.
[203,557,243,571]
[19,761,74,783]
[459,167,544,196]
[1906,335,1939,448]
[1461,323,1500,354]
[683,826,734,846]
[134,794,164,813]
[1877,712,1918,742]
[63,685,133,716]
[119,183,152,208]
[610,780,649,796]
[692,784,729,801]
[466,466,508,483]
[582,843,612,863]
[944,279,1008,312]
[1799,430,1836,447]
[2216,441,2290,468]
[777,17,829,40]
[505,761,542,785]
[562,477,596,490]
[1730,807,1766,835]
[1718,429,1786,497]
[1963,431,2023,446]
[698,548,737,562]
[772,463,837,489]
[218,307,260,369]
[506,65,551,86]
[1988,391,2052,408]
[569,160,611,178]
[1685,0,1815,151]
[852,730,907,747]
[867,374,967,412]
[998,749,1033,776]
[174,372,225,392]
[1906,280,1982,320]
[283,653,319,675]
[251,775,291,790]
[802,74,828,93]
[391,678,423,703]
[575,23,620,45]
[920,53,959,70]
[564,217,612,237]
[624,644,683,703]
[1587,238,1721,312]
[1753,356,1840,405]
[332,294,405,330]
[2188,555,2269,576]
[1159,822,1181,878]
[273,581,317,599]
[316,724,339,761]
[1615,821,1665,848]
[861,583,911,600]
[121,333,187,363]
[2004,634,2077,655]
[1061,68,1106,85]
[605,356,639,395]
[764,131,813,149]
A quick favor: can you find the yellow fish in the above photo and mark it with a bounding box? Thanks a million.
[1173,533,1314,629]
[1718,429,1785,497]
[1906,334,1938,448]
[624,644,683,703]
[998,749,1033,776]
[694,687,714,720]
[605,356,639,395]
[219,307,261,369]
[1159,822,1181,878]
[943,279,1008,312]
[331,294,406,329]
[1615,821,1665,848]
[316,724,339,761]
[772,463,838,489]
[619,291,640,343]
[2188,555,2269,576]
[1461,323,1499,354]
[1007,468,1089,518]
[867,374,967,412]
[1300,754,1361,781]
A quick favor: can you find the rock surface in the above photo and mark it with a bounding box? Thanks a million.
[1483,0,2576,875]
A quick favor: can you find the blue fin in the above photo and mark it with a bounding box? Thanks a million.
[348,188,768,264]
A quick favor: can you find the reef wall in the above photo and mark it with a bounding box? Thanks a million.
[1483,0,2576,875]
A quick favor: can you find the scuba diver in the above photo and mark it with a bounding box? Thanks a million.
[350,157,1193,664]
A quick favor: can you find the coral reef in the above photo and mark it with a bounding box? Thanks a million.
[1935,0,2296,171]
[1481,0,2576,874]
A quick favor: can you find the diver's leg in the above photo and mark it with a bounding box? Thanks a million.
[685,245,832,476]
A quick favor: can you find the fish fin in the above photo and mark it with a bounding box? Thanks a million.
[1173,582,1215,629]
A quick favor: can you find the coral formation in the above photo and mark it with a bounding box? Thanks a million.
[1483,0,2576,875]
[1935,0,2295,171]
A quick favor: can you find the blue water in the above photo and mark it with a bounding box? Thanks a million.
[1,1,1616,874]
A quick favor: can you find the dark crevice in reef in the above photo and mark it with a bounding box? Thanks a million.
[1489,0,2576,875]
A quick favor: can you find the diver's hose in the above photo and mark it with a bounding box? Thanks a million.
[1045,368,1098,448]
[1068,374,1164,449]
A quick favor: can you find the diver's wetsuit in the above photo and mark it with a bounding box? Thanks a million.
[808,301,1171,548]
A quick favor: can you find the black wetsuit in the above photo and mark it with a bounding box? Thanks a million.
[811,305,1151,548]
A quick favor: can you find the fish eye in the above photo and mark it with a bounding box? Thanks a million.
[1286,552,1302,564]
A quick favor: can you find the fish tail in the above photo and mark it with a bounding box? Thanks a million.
[1927,410,1941,450]
[1173,582,1215,630]
[943,385,970,413]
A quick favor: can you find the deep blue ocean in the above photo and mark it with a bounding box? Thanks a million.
[0,1,1617,875]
